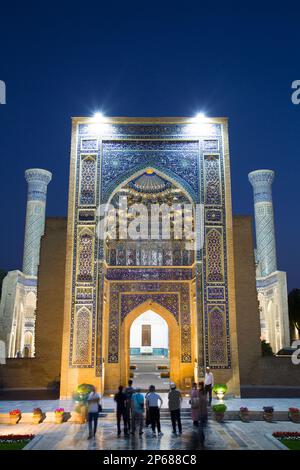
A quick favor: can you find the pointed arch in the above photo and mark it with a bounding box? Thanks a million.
[120,300,181,387]
[103,165,197,204]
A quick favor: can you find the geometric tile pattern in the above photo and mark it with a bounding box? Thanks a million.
[108,282,191,363]
[69,120,231,371]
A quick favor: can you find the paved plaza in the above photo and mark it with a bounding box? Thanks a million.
[1,396,300,412]
[0,417,297,450]
[0,397,299,450]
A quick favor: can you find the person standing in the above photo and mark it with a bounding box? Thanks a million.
[168,383,182,436]
[198,381,208,444]
[190,382,200,426]
[124,379,135,431]
[145,387,151,428]
[131,388,145,436]
[87,385,101,439]
[114,385,128,436]
[146,385,163,437]
[204,366,214,406]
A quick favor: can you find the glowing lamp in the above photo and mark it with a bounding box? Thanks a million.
[213,383,228,401]
[93,112,105,122]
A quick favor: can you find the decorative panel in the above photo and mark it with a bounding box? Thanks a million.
[204,155,221,205]
[207,305,227,366]
[77,229,94,282]
[107,282,191,364]
[79,155,96,206]
[206,228,224,283]
[73,306,92,365]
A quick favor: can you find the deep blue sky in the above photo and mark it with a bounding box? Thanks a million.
[0,1,299,289]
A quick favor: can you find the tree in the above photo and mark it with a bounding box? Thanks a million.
[261,339,274,356]
[288,289,300,336]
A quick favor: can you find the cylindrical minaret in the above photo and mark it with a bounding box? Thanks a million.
[22,169,52,276]
[248,169,277,277]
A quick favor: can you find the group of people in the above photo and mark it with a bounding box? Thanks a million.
[86,367,214,440]
[114,381,165,437]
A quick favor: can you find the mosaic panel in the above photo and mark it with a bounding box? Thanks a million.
[81,138,98,150]
[77,230,94,282]
[207,286,225,301]
[205,208,222,224]
[203,139,219,151]
[105,267,194,281]
[204,155,221,205]
[76,286,93,302]
[74,307,91,365]
[207,305,227,366]
[80,155,96,205]
[121,293,179,321]
[101,141,199,202]
[78,209,95,222]
[206,228,224,283]
[78,123,222,138]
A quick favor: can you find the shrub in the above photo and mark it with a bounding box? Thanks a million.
[9,409,21,416]
[33,408,43,415]
[289,407,299,413]
[212,384,228,395]
[261,340,274,356]
[160,372,170,378]
[273,432,300,438]
[240,407,249,412]
[73,383,94,403]
[0,434,34,441]
[212,404,227,413]
[263,406,274,413]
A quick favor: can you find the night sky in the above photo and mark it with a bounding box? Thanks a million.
[0,2,299,289]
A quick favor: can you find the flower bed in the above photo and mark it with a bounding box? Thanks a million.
[263,406,274,422]
[54,408,65,424]
[239,407,250,422]
[9,409,21,425]
[288,407,300,423]
[273,432,300,450]
[0,434,34,450]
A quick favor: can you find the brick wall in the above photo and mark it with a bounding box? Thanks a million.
[0,217,66,391]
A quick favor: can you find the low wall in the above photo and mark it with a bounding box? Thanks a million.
[245,356,300,386]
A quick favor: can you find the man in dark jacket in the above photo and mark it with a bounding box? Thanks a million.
[114,385,128,436]
[168,383,182,435]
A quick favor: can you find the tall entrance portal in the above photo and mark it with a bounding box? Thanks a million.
[60,116,241,398]
[129,310,170,391]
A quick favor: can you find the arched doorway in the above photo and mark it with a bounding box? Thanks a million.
[129,310,169,390]
[121,300,181,390]
[104,299,183,393]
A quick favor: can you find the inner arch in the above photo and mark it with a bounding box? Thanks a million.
[104,168,196,267]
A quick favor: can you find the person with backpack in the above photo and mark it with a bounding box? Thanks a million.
[131,388,145,436]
